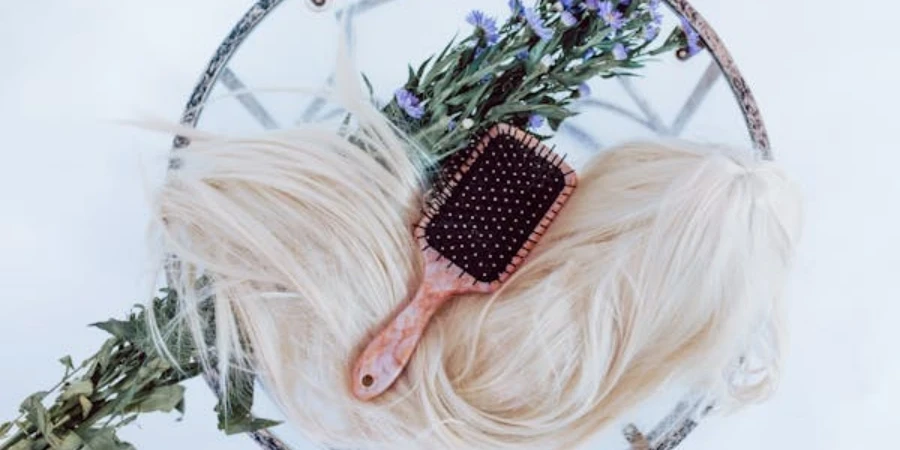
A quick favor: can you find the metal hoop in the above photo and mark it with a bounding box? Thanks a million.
[173,1,772,449]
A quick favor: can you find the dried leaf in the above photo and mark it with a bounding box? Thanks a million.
[79,395,93,418]
[74,428,136,450]
[19,391,59,446]
[127,385,184,414]
[219,417,282,436]
[90,319,138,342]
[58,432,86,450]
[0,421,12,438]
[62,380,94,400]
[59,356,75,373]
[8,439,30,450]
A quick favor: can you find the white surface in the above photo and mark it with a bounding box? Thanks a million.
[0,1,897,449]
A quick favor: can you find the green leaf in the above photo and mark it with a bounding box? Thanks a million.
[7,439,30,450]
[220,417,282,436]
[360,72,375,100]
[62,380,94,401]
[74,428,136,450]
[59,356,75,373]
[415,55,434,81]
[487,103,575,122]
[406,64,419,89]
[127,385,185,414]
[420,36,459,88]
[58,432,86,450]
[90,319,139,342]
[0,421,12,438]
[19,391,59,446]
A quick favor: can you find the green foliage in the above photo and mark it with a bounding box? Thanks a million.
[382,0,688,158]
[0,289,278,450]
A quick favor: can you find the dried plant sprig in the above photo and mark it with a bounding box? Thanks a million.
[383,0,687,158]
[0,289,279,450]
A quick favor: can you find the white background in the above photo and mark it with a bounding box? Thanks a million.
[0,1,897,449]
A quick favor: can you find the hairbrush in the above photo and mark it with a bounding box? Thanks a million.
[351,123,577,400]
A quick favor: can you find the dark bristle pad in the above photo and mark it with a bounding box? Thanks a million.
[424,128,567,283]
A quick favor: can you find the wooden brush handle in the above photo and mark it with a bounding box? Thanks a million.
[350,280,450,400]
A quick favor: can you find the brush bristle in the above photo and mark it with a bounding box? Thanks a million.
[421,124,575,283]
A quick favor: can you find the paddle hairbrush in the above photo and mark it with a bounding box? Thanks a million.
[351,123,577,400]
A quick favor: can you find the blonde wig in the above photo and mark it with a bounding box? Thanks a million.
[148,45,802,450]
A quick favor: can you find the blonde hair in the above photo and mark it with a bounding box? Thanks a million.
[148,41,802,450]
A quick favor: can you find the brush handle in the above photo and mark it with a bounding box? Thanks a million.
[351,248,494,400]
[351,279,450,400]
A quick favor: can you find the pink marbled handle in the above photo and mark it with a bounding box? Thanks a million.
[351,280,450,400]
[351,248,495,400]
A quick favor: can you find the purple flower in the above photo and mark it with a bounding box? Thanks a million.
[612,42,628,60]
[561,0,576,8]
[585,0,600,10]
[524,8,554,41]
[448,119,457,131]
[583,47,597,60]
[643,0,663,42]
[466,10,500,47]
[679,16,702,56]
[394,89,424,119]
[649,0,663,26]
[515,49,530,60]
[561,10,579,26]
[578,82,592,97]
[528,114,545,130]
[597,1,626,31]
[509,0,523,15]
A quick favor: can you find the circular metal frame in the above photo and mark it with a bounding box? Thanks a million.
[173,1,773,449]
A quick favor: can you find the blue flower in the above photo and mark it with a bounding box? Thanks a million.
[515,49,530,60]
[612,42,628,60]
[597,1,626,31]
[583,47,597,60]
[578,82,592,97]
[509,0,523,15]
[585,0,600,10]
[644,25,659,41]
[524,8,554,41]
[649,0,663,26]
[466,10,500,47]
[561,10,579,27]
[528,114,545,130]
[679,16,702,56]
[448,119,457,131]
[561,0,576,8]
[394,89,424,119]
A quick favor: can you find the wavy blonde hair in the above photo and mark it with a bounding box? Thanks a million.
[148,43,802,450]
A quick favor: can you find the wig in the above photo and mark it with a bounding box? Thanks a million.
[148,48,802,450]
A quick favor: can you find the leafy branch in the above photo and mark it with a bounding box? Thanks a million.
[0,289,278,450]
[383,0,688,158]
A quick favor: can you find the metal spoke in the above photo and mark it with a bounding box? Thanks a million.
[670,61,722,136]
[618,77,671,135]
[220,68,280,130]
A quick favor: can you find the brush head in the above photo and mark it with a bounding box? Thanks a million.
[417,123,577,285]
